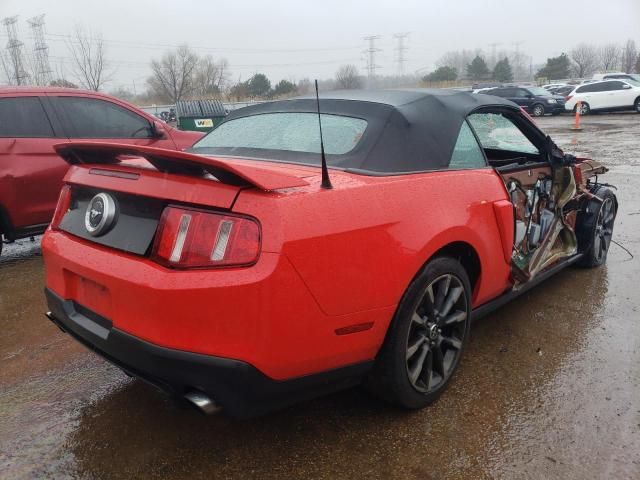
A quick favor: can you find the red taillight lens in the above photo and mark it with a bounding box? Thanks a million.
[50,185,72,230]
[566,95,573,101]
[152,206,261,269]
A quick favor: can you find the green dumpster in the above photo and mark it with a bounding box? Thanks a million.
[176,99,227,133]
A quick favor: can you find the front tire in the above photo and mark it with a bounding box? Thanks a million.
[532,104,546,117]
[368,257,471,409]
[576,187,617,268]
[635,97,640,113]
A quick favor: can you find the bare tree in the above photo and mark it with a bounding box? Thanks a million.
[147,45,199,103]
[571,43,598,78]
[335,64,362,89]
[192,55,229,98]
[621,39,638,73]
[599,43,621,72]
[66,26,111,91]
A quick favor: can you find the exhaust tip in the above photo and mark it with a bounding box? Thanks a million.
[184,391,222,415]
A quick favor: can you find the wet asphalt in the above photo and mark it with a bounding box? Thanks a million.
[1,113,639,479]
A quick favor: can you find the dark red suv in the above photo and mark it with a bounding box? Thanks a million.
[0,87,202,255]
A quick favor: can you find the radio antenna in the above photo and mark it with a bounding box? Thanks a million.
[315,79,333,189]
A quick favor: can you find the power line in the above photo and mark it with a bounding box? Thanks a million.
[363,35,382,79]
[393,32,410,76]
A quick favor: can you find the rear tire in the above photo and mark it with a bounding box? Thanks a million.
[532,104,546,117]
[635,97,640,113]
[576,187,617,268]
[575,102,590,115]
[367,257,471,409]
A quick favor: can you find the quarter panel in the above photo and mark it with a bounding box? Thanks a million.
[234,169,512,316]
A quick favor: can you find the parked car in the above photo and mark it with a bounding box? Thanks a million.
[592,72,640,83]
[565,79,640,114]
[0,87,203,256]
[549,85,575,97]
[542,83,567,91]
[43,90,617,417]
[483,86,566,116]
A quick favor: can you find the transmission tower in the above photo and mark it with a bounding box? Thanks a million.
[28,14,52,86]
[363,35,382,79]
[488,42,502,67]
[393,32,410,76]
[2,16,30,85]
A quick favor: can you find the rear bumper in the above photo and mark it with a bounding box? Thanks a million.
[45,288,371,417]
[42,230,390,379]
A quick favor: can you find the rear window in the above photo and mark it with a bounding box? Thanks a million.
[193,113,368,156]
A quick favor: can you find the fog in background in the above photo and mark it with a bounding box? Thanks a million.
[1,0,638,94]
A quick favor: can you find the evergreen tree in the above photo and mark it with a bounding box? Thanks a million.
[492,58,513,82]
[535,53,571,80]
[423,66,458,82]
[466,56,489,80]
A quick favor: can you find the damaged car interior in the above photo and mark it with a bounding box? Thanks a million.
[467,107,614,288]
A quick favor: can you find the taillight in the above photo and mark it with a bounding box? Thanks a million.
[50,185,72,230]
[566,95,573,101]
[152,206,261,269]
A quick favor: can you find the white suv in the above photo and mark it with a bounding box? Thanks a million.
[565,79,640,114]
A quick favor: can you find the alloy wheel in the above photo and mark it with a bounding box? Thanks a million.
[533,105,544,117]
[405,273,468,393]
[593,197,615,263]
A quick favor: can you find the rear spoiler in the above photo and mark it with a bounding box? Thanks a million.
[54,142,310,191]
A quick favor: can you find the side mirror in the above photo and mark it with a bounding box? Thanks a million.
[526,93,534,99]
[152,120,167,138]
[622,84,632,89]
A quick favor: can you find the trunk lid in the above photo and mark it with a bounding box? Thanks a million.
[54,142,316,256]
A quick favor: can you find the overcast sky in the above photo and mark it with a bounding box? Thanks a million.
[1,0,638,91]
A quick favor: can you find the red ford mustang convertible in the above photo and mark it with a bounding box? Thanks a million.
[43,90,617,417]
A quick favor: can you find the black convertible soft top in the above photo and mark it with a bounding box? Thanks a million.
[192,89,519,174]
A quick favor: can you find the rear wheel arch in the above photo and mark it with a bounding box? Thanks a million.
[430,241,481,294]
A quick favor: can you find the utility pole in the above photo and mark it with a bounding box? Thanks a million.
[363,35,382,80]
[2,16,30,85]
[27,14,52,86]
[393,32,410,76]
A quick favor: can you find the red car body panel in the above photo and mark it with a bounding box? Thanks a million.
[0,87,201,237]
[43,151,513,380]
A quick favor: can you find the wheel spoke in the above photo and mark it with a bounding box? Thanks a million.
[434,275,451,313]
[593,234,601,257]
[411,312,426,326]
[407,334,426,360]
[423,352,434,389]
[408,343,429,385]
[441,335,462,350]
[432,345,445,377]
[421,285,435,317]
[440,286,463,317]
[441,309,467,326]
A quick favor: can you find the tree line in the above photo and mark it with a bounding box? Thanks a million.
[3,27,638,103]
[423,39,639,84]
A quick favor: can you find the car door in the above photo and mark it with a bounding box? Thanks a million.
[606,81,636,108]
[49,94,178,150]
[515,88,535,110]
[587,82,613,110]
[0,94,70,231]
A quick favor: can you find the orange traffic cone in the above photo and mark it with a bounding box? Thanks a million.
[572,101,582,131]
